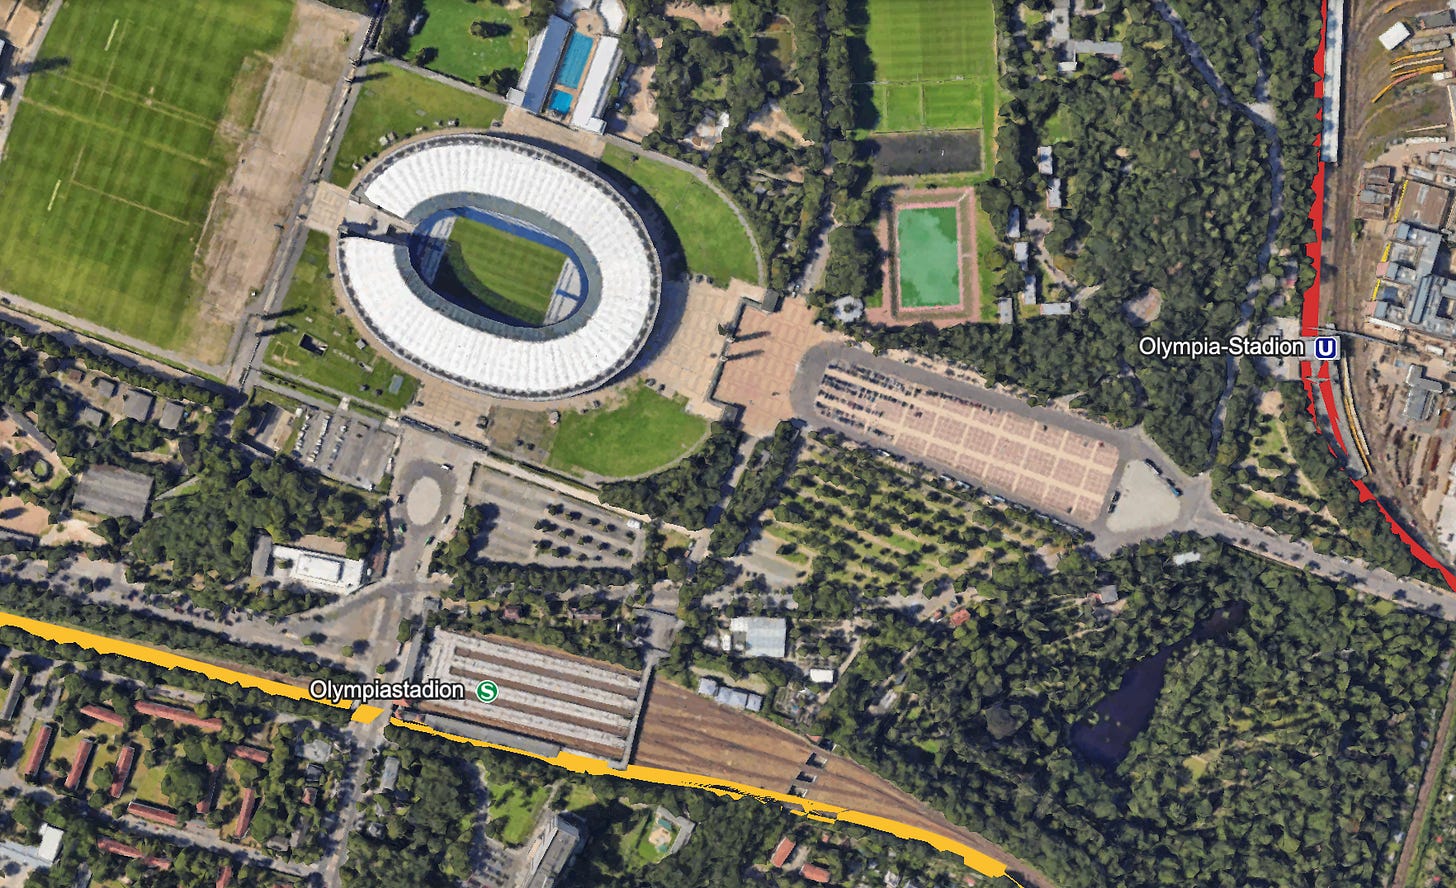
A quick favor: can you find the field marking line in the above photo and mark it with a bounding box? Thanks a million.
[103,18,119,52]
[21,97,216,166]
[67,180,198,227]
[45,179,60,212]
[0,605,1013,879]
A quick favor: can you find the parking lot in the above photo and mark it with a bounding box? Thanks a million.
[467,467,642,569]
[291,406,398,490]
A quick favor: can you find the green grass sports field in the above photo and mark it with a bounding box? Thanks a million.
[408,0,528,84]
[598,145,758,286]
[896,207,961,308]
[329,64,505,185]
[0,0,293,351]
[549,384,709,479]
[264,231,419,410]
[434,216,564,326]
[865,0,996,133]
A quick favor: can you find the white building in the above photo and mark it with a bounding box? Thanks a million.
[261,540,365,593]
[729,616,787,659]
[1380,22,1413,51]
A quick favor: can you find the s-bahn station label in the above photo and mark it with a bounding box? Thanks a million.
[307,679,467,705]
[1138,335,1340,361]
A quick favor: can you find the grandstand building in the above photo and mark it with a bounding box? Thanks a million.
[338,134,660,401]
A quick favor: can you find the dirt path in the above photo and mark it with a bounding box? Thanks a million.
[192,0,359,364]
[1392,665,1456,885]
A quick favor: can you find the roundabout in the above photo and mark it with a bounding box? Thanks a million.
[336,133,661,401]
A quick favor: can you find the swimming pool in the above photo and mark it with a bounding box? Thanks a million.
[556,32,594,89]
[548,88,575,115]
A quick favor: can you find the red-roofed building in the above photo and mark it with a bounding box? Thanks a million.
[65,738,96,792]
[96,838,171,870]
[216,864,234,888]
[128,801,181,827]
[135,700,223,732]
[231,745,269,764]
[110,744,137,798]
[800,863,831,884]
[948,608,971,628]
[80,704,126,727]
[23,723,54,782]
[234,788,258,839]
[770,837,796,868]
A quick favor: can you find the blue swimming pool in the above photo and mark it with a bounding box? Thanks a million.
[548,88,575,115]
[556,32,594,89]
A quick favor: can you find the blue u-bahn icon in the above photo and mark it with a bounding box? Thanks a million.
[1313,336,1339,361]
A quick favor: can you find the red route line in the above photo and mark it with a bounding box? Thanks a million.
[1303,0,1456,591]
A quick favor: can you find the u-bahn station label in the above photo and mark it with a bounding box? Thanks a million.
[1138,335,1340,361]
[307,679,468,705]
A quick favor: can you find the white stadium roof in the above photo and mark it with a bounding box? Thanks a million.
[339,135,660,400]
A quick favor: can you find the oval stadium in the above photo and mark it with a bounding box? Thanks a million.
[336,133,661,401]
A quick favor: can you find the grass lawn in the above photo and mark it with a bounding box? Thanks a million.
[329,63,505,185]
[896,207,961,307]
[548,383,709,479]
[561,783,597,812]
[408,0,528,84]
[491,782,551,846]
[263,231,420,410]
[598,145,758,285]
[975,200,1000,320]
[0,0,293,351]
[434,216,565,325]
[864,0,996,132]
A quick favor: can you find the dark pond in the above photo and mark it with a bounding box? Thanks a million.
[1070,602,1247,767]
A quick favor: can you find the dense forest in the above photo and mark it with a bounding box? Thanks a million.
[815,540,1451,886]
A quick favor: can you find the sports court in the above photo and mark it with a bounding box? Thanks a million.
[432,215,570,326]
[875,186,979,323]
[897,207,961,307]
[865,0,997,134]
[0,0,295,352]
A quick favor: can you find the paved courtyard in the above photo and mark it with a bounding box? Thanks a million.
[715,299,840,436]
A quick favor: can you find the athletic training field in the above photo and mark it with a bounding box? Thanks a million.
[435,217,565,326]
[874,187,981,325]
[865,0,997,134]
[897,208,961,307]
[0,0,293,350]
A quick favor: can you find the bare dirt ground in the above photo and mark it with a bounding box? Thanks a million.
[189,0,357,364]
[0,1,40,57]
[635,679,1055,885]
[614,48,659,142]
[0,496,48,536]
[746,102,812,147]
[664,1,731,32]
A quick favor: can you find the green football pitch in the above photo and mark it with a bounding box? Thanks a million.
[896,207,961,308]
[865,0,997,133]
[0,0,293,353]
[434,216,565,326]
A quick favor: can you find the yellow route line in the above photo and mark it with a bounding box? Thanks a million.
[0,610,1010,878]
[389,717,1010,878]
